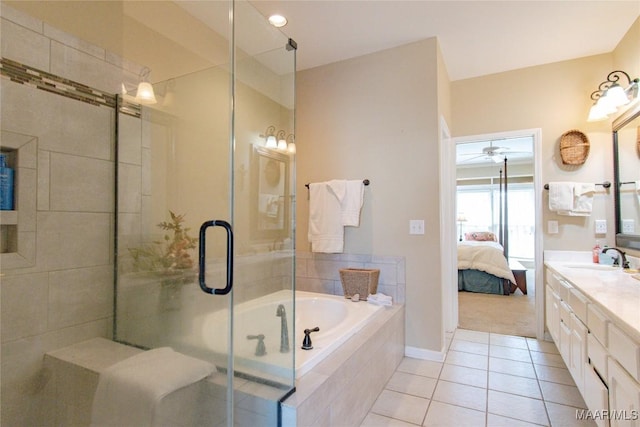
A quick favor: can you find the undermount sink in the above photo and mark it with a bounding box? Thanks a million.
[563,263,620,271]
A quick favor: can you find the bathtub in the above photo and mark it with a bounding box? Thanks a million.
[191,290,384,381]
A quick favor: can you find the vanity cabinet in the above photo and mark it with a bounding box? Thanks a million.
[545,264,640,427]
[545,281,561,343]
[607,357,640,427]
[584,363,611,427]
[570,311,588,394]
[546,271,588,390]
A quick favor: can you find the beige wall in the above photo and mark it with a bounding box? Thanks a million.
[613,16,640,81]
[297,38,444,351]
[453,17,640,257]
[453,54,617,251]
[297,18,640,353]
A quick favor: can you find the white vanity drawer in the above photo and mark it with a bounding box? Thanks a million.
[547,272,562,293]
[568,288,589,324]
[588,332,608,379]
[583,365,610,427]
[587,305,609,347]
[560,320,572,365]
[608,323,640,382]
[557,279,572,302]
[560,300,572,326]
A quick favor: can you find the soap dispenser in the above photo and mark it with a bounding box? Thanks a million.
[592,241,600,264]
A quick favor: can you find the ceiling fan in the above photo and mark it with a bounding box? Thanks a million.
[458,141,530,164]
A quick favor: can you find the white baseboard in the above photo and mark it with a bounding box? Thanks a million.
[405,345,446,362]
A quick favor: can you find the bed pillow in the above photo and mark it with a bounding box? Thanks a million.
[465,231,497,242]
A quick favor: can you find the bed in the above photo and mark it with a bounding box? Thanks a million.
[457,158,516,295]
[457,240,516,295]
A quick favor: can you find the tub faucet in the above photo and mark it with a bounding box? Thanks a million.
[276,304,290,353]
[301,327,320,350]
[247,334,266,357]
[602,247,630,269]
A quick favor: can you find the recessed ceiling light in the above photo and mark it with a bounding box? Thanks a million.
[268,14,287,28]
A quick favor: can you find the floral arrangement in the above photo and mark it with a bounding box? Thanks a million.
[129,211,197,273]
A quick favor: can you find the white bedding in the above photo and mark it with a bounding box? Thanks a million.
[457,241,516,283]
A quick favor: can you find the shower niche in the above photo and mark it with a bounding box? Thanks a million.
[0,130,36,268]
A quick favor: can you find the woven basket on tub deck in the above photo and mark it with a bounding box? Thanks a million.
[559,129,590,165]
[339,268,380,300]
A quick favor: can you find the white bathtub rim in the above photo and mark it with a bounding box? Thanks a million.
[191,290,386,379]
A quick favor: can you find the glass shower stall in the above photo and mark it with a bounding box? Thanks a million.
[0,1,295,425]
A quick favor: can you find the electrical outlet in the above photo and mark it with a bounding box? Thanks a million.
[409,219,425,235]
[595,220,607,234]
[548,220,558,234]
[622,219,635,234]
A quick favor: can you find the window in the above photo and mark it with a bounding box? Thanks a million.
[457,182,534,260]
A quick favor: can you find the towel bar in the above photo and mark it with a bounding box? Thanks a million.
[544,181,611,190]
[305,179,370,189]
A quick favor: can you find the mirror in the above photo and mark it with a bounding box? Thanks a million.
[613,103,640,251]
[251,145,290,240]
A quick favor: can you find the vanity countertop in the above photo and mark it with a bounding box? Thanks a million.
[545,260,640,343]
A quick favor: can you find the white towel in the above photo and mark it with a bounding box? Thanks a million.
[548,182,596,216]
[572,183,596,216]
[367,292,393,306]
[341,180,365,226]
[548,182,575,212]
[91,347,215,427]
[308,182,344,253]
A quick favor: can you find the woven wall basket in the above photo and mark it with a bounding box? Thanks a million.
[560,129,590,165]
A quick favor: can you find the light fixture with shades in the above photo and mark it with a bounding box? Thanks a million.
[262,125,278,149]
[276,130,288,151]
[286,134,296,154]
[136,66,157,105]
[261,126,296,153]
[587,70,639,122]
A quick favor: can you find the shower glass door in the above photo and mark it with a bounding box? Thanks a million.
[115,1,295,425]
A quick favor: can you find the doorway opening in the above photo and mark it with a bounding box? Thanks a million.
[453,129,543,339]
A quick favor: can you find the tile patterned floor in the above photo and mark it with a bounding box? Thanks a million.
[360,329,596,426]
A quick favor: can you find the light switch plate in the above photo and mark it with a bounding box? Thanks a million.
[409,219,425,235]
[548,220,559,234]
[595,220,607,234]
[622,219,635,234]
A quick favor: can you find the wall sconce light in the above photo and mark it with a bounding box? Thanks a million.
[276,130,288,151]
[261,126,296,154]
[262,125,277,148]
[136,66,157,105]
[286,134,296,154]
[587,70,639,122]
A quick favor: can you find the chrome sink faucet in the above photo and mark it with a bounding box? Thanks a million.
[276,304,290,353]
[602,247,630,269]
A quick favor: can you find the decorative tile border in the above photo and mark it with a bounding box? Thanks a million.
[0,57,140,117]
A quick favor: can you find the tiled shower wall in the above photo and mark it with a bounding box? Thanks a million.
[0,5,136,425]
[296,252,406,304]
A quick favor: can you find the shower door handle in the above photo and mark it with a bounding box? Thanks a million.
[198,220,234,295]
